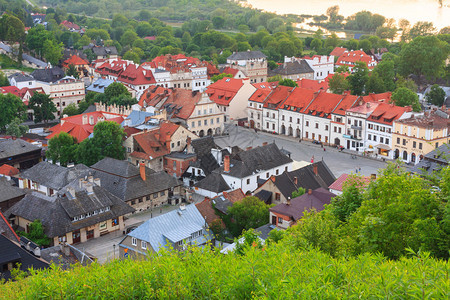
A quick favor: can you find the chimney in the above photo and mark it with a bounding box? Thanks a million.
[246,146,252,151]
[308,189,312,195]
[224,155,230,173]
[293,176,298,185]
[94,178,101,186]
[88,176,94,183]
[82,114,88,125]
[66,186,75,199]
[139,163,146,181]
[85,183,94,194]
[286,197,291,206]
[262,142,268,146]
[271,175,275,182]
[313,164,318,176]
[79,178,84,188]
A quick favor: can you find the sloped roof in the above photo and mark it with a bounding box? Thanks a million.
[31,67,65,83]
[412,144,450,175]
[328,173,371,192]
[118,65,156,85]
[0,177,26,204]
[0,164,19,176]
[132,122,180,159]
[63,55,89,67]
[281,87,316,112]
[206,78,243,106]
[195,198,222,226]
[368,102,409,125]
[336,50,377,69]
[269,60,314,76]
[19,162,91,191]
[191,136,217,157]
[249,83,273,103]
[296,78,328,91]
[91,157,140,178]
[127,204,213,252]
[228,50,267,60]
[8,72,34,83]
[92,46,118,56]
[263,86,295,109]
[270,187,336,220]
[194,172,230,193]
[0,139,40,160]
[86,78,115,93]
[329,47,347,57]
[0,210,19,242]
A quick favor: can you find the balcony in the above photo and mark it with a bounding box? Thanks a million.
[343,134,361,140]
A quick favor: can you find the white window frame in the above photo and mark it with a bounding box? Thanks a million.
[132,237,137,246]
[141,241,147,249]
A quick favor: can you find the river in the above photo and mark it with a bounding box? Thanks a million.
[243,0,449,30]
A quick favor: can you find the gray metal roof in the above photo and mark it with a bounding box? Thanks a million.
[127,204,213,252]
[0,178,26,203]
[8,72,34,83]
[0,139,40,160]
[121,110,155,127]
[412,143,450,175]
[228,50,267,60]
[268,60,314,77]
[22,54,47,68]
[31,67,65,83]
[194,172,230,193]
[86,78,115,94]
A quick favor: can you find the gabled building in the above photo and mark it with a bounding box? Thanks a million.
[8,73,35,89]
[0,139,41,170]
[226,51,268,83]
[7,177,134,246]
[344,101,380,152]
[0,177,26,212]
[268,60,314,81]
[335,50,377,72]
[253,161,336,205]
[119,204,213,256]
[220,67,246,79]
[206,77,256,122]
[46,111,126,142]
[91,157,184,210]
[126,121,197,171]
[0,164,19,180]
[392,111,449,164]
[411,143,450,176]
[62,55,90,78]
[262,85,295,133]
[247,82,274,130]
[269,188,335,229]
[328,173,372,196]
[301,55,334,80]
[60,20,81,32]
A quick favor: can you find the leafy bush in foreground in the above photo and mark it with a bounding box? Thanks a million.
[1,244,448,299]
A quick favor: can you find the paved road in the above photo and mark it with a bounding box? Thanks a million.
[216,124,391,178]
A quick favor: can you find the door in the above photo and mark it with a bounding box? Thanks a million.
[72,230,81,244]
[271,216,277,225]
[86,229,94,240]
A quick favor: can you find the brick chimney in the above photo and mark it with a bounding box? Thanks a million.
[139,162,146,181]
[246,146,252,151]
[262,142,268,146]
[286,197,291,206]
[224,155,230,172]
[186,136,192,153]
[313,164,318,176]
[308,189,312,195]
[293,176,298,185]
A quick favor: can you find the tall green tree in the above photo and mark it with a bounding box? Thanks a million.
[347,61,369,95]
[43,40,63,66]
[62,103,79,117]
[25,24,54,57]
[0,71,9,86]
[28,93,57,125]
[5,118,28,138]
[19,220,51,247]
[228,196,271,234]
[397,36,449,80]
[47,132,78,166]
[328,73,350,94]
[0,93,26,132]
[329,175,366,222]
[425,84,446,107]
[391,87,421,111]
[66,64,79,79]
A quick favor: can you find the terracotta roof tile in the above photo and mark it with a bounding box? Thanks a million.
[0,164,19,176]
[206,78,243,106]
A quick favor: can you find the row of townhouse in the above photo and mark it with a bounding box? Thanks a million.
[247,87,445,162]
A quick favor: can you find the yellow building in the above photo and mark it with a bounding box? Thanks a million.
[392,111,449,164]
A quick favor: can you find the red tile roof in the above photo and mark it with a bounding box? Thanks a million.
[296,78,328,91]
[46,111,125,142]
[63,55,89,67]
[0,86,22,98]
[329,47,348,57]
[336,50,377,70]
[0,164,19,176]
[333,92,360,116]
[132,121,180,159]
[195,198,224,227]
[263,85,295,109]
[281,87,316,111]
[118,65,156,86]
[206,78,243,106]
[249,83,273,103]
[60,20,80,30]
[222,189,245,203]
[325,72,350,83]
[303,90,343,118]
[221,67,239,76]
[328,173,371,192]
[368,102,410,125]
[362,92,392,103]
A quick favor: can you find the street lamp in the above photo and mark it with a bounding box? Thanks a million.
[113,244,116,260]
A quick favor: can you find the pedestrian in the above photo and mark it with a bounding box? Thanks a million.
[323,147,326,152]
[359,167,361,173]
[356,168,358,173]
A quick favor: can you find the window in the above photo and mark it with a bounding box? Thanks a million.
[419,143,423,150]
[338,128,342,133]
[397,137,400,144]
[160,191,165,196]
[198,110,201,115]
[289,117,292,122]
[315,123,319,129]
[385,138,389,145]
[171,142,175,148]
[153,193,158,199]
[276,169,279,175]
[368,134,371,140]
[112,218,118,226]
[246,178,250,185]
[281,115,285,121]
[204,120,208,125]
[373,136,377,142]
[413,141,416,148]
[403,139,406,146]
[177,141,180,146]
[131,199,136,205]
[435,142,439,148]
[380,137,384,143]
[132,237,137,246]
[173,161,177,170]
[266,172,269,178]
[275,193,280,201]
[272,113,275,119]
[210,119,214,125]
[141,241,147,249]
[305,121,309,127]
[272,124,275,130]
[297,118,300,124]
[325,125,328,131]
[198,121,201,126]
[278,217,283,224]
[191,122,195,128]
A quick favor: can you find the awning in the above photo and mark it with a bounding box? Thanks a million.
[376,144,391,150]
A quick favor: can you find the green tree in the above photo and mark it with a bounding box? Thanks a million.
[120,30,139,46]
[47,132,78,166]
[66,64,79,79]
[347,61,369,95]
[63,103,79,116]
[0,71,9,86]
[328,73,350,94]
[212,16,225,29]
[228,196,271,233]
[19,220,51,247]
[77,121,126,166]
[0,93,26,132]
[310,38,322,52]
[425,84,446,106]
[397,36,449,80]
[233,229,263,255]
[5,117,28,138]
[43,40,63,65]
[25,24,54,56]
[104,82,131,99]
[395,75,418,92]
[365,72,386,94]
[329,175,366,222]
[372,60,396,92]
[391,87,421,111]
[291,187,305,198]
[278,78,298,87]
[28,93,57,125]
[211,73,233,83]
[408,21,436,39]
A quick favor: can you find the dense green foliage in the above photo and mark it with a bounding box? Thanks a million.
[347,61,369,95]
[278,78,298,87]
[27,93,57,124]
[5,117,28,138]
[1,241,448,298]
[0,93,26,132]
[426,84,446,106]
[46,132,78,166]
[94,82,136,107]
[391,87,421,112]
[227,196,271,235]
[17,220,51,247]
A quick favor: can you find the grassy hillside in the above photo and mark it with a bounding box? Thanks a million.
[1,243,448,299]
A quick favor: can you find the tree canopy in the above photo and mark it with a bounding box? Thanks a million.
[0,93,26,132]
[391,87,421,112]
[228,196,272,234]
[28,93,57,125]
[47,132,78,166]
